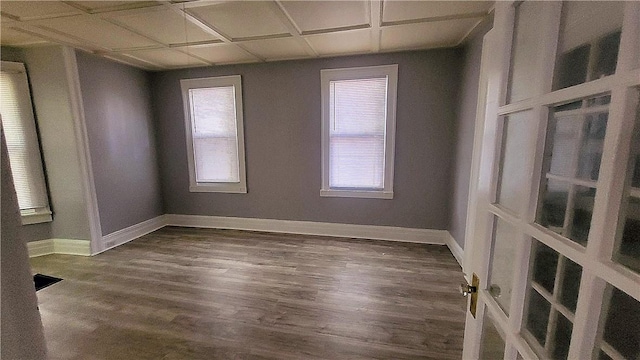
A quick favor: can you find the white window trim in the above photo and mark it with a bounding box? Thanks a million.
[320,64,398,199]
[1,61,52,225]
[180,75,247,193]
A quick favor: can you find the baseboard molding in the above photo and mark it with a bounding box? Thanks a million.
[165,214,447,245]
[27,238,91,257]
[445,231,464,268]
[99,215,166,254]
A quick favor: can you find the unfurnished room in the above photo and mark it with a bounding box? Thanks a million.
[1,1,639,359]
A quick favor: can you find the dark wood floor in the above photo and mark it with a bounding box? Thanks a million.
[30,227,467,360]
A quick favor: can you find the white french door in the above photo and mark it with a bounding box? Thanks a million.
[462,1,640,359]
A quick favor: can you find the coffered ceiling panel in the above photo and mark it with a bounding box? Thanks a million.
[122,48,208,68]
[178,43,259,64]
[279,1,369,34]
[67,1,160,13]
[306,29,371,56]
[34,16,159,50]
[186,2,291,40]
[380,17,481,51]
[1,1,82,21]
[382,1,492,23]
[241,37,310,61]
[0,26,48,46]
[0,1,494,70]
[111,8,220,46]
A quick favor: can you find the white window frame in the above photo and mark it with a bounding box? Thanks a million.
[1,61,52,225]
[320,64,398,199]
[180,75,247,193]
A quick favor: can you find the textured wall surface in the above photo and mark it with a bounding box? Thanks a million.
[76,51,163,236]
[151,50,462,229]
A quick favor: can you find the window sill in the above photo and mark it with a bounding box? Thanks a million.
[21,209,52,225]
[189,183,247,193]
[320,189,393,199]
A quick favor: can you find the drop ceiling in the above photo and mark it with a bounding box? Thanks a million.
[1,1,493,71]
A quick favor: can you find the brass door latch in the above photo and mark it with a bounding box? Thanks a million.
[460,273,480,318]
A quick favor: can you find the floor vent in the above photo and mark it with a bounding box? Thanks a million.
[33,274,62,291]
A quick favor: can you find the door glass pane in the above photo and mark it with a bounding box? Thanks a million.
[489,217,518,315]
[525,239,581,359]
[526,289,551,345]
[595,286,640,360]
[480,311,506,360]
[532,242,559,294]
[507,1,545,103]
[614,96,640,274]
[559,258,582,313]
[553,1,624,90]
[497,111,537,215]
[537,95,609,246]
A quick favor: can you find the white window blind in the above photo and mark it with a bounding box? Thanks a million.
[181,75,247,193]
[0,62,52,223]
[190,86,239,183]
[321,65,398,199]
[329,78,387,189]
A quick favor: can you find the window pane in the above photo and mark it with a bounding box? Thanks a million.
[189,86,240,183]
[597,286,640,360]
[552,312,573,360]
[0,68,49,211]
[537,96,608,245]
[614,96,640,273]
[559,258,582,313]
[554,1,624,90]
[507,1,545,103]
[496,111,537,214]
[480,312,505,360]
[526,289,551,346]
[193,138,239,183]
[532,241,559,294]
[488,217,518,316]
[329,78,387,189]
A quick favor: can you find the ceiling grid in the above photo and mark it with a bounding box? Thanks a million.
[0,0,493,71]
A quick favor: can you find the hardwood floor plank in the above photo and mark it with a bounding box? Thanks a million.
[30,227,466,359]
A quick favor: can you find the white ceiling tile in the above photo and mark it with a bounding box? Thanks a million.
[123,48,208,68]
[186,2,290,40]
[306,29,371,56]
[67,1,159,13]
[34,16,159,50]
[279,1,369,33]
[0,1,83,20]
[0,27,49,46]
[382,1,492,23]
[241,37,310,60]
[380,18,480,51]
[112,8,219,45]
[178,44,259,64]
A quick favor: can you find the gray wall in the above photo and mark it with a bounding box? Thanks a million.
[23,46,92,241]
[1,129,48,359]
[152,50,461,229]
[75,51,163,236]
[448,17,494,248]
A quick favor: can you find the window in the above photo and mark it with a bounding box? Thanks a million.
[320,65,398,199]
[180,75,246,193]
[0,61,52,224]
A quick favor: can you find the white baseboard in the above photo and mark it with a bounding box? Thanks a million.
[26,239,55,257]
[165,214,447,245]
[98,215,166,254]
[445,231,464,268]
[27,238,91,258]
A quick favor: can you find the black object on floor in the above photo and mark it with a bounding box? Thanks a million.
[34,274,62,291]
